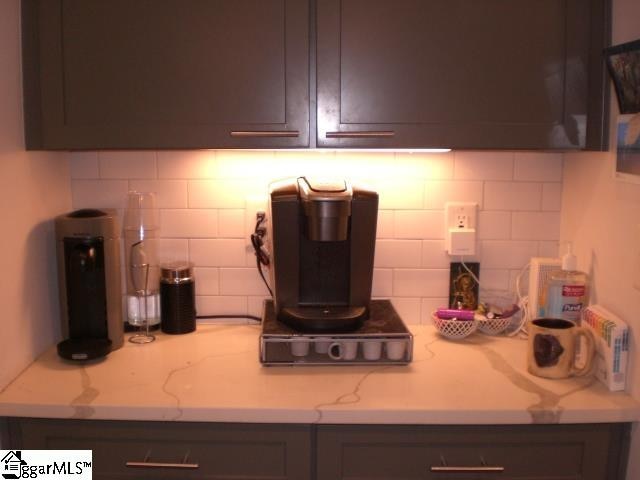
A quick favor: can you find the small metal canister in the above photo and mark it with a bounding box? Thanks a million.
[160,262,196,334]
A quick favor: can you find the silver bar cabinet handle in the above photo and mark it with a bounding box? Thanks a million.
[431,454,504,473]
[126,450,199,470]
[126,461,200,469]
[430,466,505,472]
[230,130,299,138]
[326,130,395,138]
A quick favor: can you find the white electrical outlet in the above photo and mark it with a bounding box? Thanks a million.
[444,202,478,256]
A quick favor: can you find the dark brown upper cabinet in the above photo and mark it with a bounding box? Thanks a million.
[23,0,609,151]
[22,0,309,149]
[316,0,610,150]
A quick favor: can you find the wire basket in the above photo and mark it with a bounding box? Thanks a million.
[432,313,478,340]
[477,316,513,336]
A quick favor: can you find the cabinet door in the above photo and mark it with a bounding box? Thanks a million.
[316,0,609,150]
[317,424,630,480]
[23,0,309,149]
[10,419,312,480]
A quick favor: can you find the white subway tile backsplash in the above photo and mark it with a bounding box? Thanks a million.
[98,151,157,179]
[196,296,247,316]
[542,183,562,211]
[216,150,277,178]
[480,241,538,269]
[274,151,342,179]
[372,268,393,297]
[189,179,251,208]
[157,150,217,179]
[128,180,188,208]
[219,209,246,238]
[71,180,129,209]
[390,297,421,324]
[454,151,514,180]
[484,182,541,211]
[190,239,247,267]
[511,212,560,241]
[514,153,563,181]
[421,297,449,324]
[393,269,450,297]
[333,151,401,180]
[69,152,99,178]
[376,210,394,238]
[424,180,483,209]
[70,149,563,321]
[157,239,189,263]
[477,269,510,292]
[160,209,218,238]
[220,268,270,295]
[395,210,444,239]
[193,267,219,295]
[538,241,560,258]
[477,211,511,240]
[393,152,455,179]
[368,178,424,209]
[421,240,450,268]
[248,296,269,318]
[374,240,422,268]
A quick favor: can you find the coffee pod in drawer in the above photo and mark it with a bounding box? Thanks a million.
[386,340,406,360]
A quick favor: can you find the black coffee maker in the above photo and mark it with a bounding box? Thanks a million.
[267,177,378,332]
[55,209,124,360]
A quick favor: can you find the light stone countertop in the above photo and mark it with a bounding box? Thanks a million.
[0,324,638,425]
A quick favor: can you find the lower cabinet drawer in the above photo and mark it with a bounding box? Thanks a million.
[317,424,629,480]
[9,418,312,480]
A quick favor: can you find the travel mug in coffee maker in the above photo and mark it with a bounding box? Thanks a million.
[160,262,196,334]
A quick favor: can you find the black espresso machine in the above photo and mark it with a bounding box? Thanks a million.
[260,177,412,365]
[55,209,123,360]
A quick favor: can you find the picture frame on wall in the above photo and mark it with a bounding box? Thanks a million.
[615,114,640,183]
[606,39,640,183]
[605,39,640,114]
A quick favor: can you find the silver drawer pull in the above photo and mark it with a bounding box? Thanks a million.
[230,130,299,138]
[430,466,505,472]
[326,130,395,138]
[431,454,504,473]
[126,461,200,469]
[126,450,199,470]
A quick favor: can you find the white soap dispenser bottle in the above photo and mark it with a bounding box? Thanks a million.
[544,243,589,323]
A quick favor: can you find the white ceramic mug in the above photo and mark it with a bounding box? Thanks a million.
[328,341,358,361]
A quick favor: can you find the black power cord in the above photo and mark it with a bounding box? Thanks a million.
[193,213,271,325]
[250,212,273,298]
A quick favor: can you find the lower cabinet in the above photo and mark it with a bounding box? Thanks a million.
[7,419,312,480]
[6,419,630,480]
[317,424,630,480]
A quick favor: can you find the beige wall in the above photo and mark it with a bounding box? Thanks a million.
[561,0,640,477]
[0,0,71,390]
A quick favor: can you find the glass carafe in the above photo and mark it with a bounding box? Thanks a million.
[124,191,160,342]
